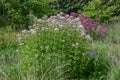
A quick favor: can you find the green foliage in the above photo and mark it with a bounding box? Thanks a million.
[108,64,120,80]
[110,0,120,16]
[0,33,17,50]
[0,0,54,29]
[106,21,120,43]
[79,0,117,22]
[18,26,109,79]
[18,28,79,79]
[65,42,109,79]
[0,33,20,80]
[51,0,119,21]
[50,0,91,14]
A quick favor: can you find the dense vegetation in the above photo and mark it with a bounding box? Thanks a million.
[0,0,120,80]
[0,0,119,29]
[52,0,120,21]
[0,0,54,29]
[50,0,92,13]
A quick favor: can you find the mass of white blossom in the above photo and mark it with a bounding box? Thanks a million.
[17,12,92,42]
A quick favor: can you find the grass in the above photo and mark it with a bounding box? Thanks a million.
[0,21,120,80]
[0,30,21,80]
[105,21,120,61]
[106,21,120,43]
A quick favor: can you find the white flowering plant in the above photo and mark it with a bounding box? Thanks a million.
[19,12,94,42]
[15,12,110,79]
[17,23,109,79]
[20,12,108,42]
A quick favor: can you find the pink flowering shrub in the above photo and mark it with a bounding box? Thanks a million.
[70,12,108,39]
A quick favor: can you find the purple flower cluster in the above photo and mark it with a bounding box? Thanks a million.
[70,12,78,17]
[70,12,108,37]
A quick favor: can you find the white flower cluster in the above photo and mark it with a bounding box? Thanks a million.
[22,29,36,35]
[17,12,92,42]
[40,12,92,40]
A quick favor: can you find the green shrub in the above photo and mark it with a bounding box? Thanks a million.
[18,27,86,79]
[18,26,109,79]
[0,0,54,29]
[65,43,109,79]
[50,0,91,14]
[110,0,120,17]
[78,0,117,22]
